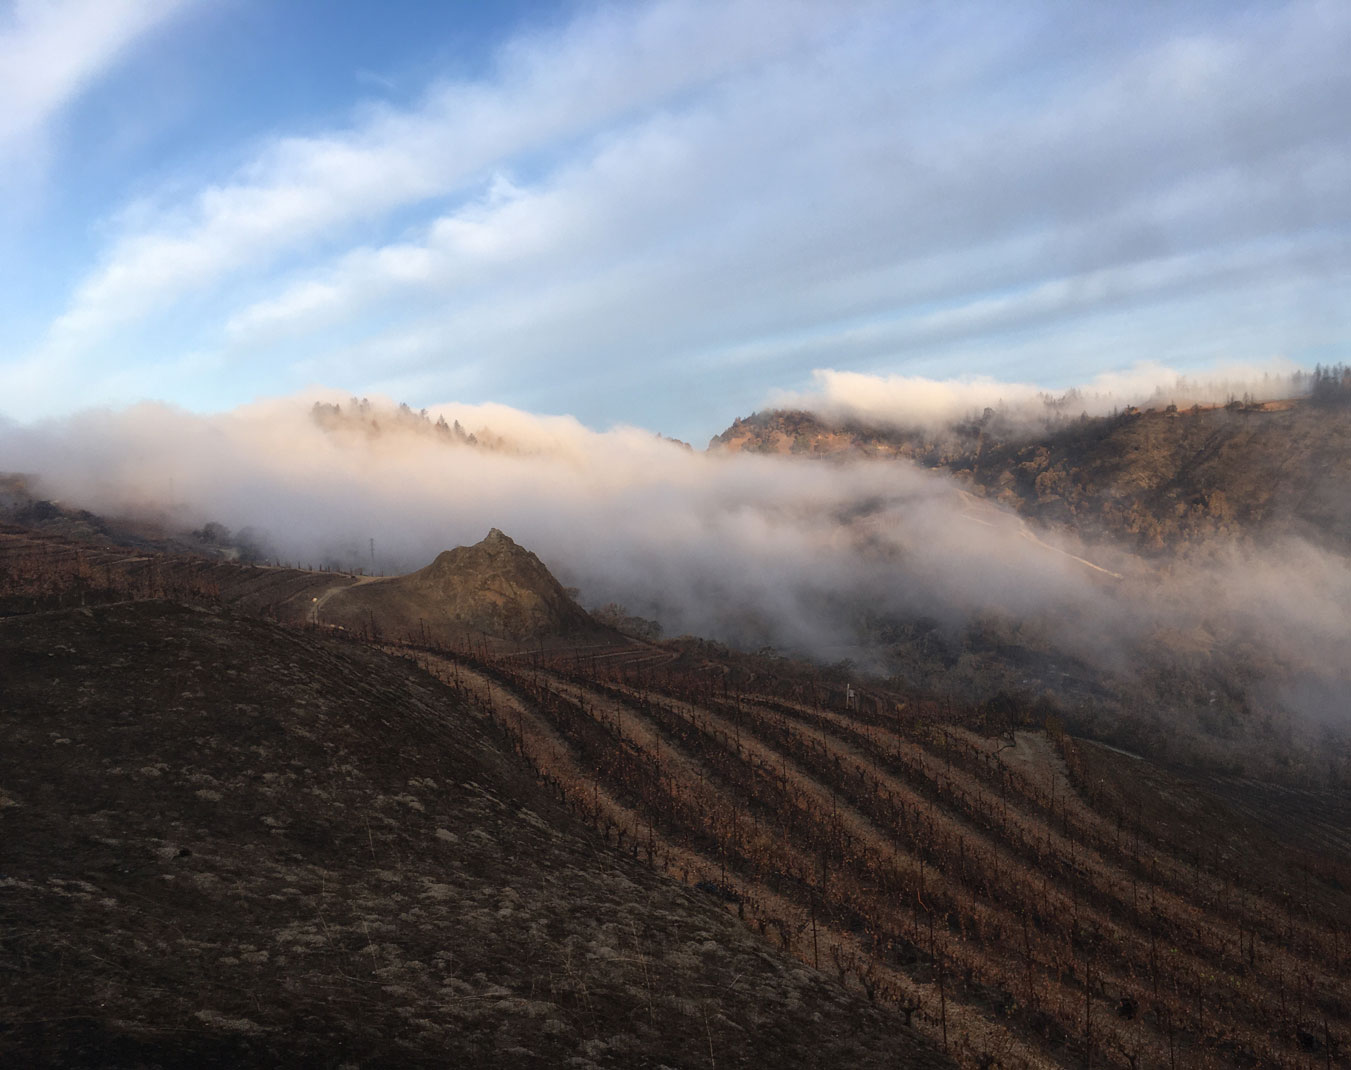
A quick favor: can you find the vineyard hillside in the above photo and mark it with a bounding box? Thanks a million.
[2,520,1347,1067]
[0,600,947,1069]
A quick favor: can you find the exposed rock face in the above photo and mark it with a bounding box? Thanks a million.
[321,529,600,644]
[711,400,1351,555]
[404,528,595,639]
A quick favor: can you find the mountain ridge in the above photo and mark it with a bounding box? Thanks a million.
[709,395,1351,555]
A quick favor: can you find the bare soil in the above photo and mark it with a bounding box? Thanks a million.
[0,601,948,1068]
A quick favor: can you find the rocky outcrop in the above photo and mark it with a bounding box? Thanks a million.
[320,529,601,644]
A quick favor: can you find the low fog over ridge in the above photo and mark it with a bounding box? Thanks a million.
[3,366,1348,741]
[773,360,1314,435]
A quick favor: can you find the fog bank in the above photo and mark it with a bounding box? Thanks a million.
[774,360,1311,435]
[3,387,1347,736]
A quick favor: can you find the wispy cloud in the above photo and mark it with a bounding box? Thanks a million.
[774,359,1307,433]
[8,0,1351,436]
[0,0,187,168]
[43,0,840,348]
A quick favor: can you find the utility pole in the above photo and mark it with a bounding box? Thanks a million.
[369,538,376,574]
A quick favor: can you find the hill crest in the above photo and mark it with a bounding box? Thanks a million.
[320,528,602,645]
[710,397,1351,555]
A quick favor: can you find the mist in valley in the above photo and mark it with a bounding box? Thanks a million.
[3,371,1348,769]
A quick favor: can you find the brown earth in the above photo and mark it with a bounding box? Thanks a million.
[312,528,615,647]
[0,521,616,651]
[0,601,948,1069]
[2,520,1349,1066]
[4,477,1351,1065]
[388,644,1351,1068]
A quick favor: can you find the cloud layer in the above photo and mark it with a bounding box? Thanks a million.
[4,387,1348,749]
[774,359,1310,433]
[0,0,186,168]
[3,1,1349,440]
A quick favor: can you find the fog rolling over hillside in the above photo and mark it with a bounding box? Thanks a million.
[3,370,1349,775]
[769,361,1321,436]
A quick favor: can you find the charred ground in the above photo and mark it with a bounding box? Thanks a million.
[0,600,945,1069]
[2,516,1348,1067]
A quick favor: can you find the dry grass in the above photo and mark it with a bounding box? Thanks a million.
[0,601,948,1069]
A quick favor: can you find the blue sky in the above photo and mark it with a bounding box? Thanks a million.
[2,0,1349,442]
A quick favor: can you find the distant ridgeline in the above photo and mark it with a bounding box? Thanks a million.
[712,365,1351,556]
[311,398,507,450]
[715,364,1351,453]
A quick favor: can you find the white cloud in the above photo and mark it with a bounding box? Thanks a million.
[218,1,1351,429]
[46,0,844,346]
[775,359,1307,433]
[10,0,1351,435]
[4,387,1349,732]
[0,0,187,164]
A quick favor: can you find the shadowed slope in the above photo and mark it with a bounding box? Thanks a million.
[0,601,948,1069]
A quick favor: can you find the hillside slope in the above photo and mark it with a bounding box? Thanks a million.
[0,601,946,1069]
[381,640,1351,1068]
[711,399,1351,555]
[2,526,1348,1066]
[314,528,609,646]
[0,523,612,650]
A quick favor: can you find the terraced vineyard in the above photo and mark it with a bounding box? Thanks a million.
[388,640,1350,1069]
[5,522,1347,1067]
